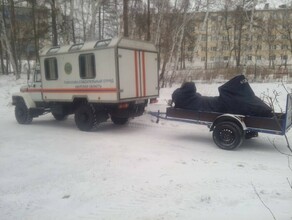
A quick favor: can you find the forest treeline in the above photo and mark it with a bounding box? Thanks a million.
[0,0,292,83]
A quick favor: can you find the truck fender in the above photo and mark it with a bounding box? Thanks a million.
[12,92,36,109]
[210,114,246,132]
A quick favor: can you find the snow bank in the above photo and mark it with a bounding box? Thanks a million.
[0,75,291,220]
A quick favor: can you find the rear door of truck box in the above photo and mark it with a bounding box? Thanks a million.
[118,48,158,100]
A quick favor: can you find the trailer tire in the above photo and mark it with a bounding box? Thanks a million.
[52,113,68,121]
[111,116,128,125]
[212,121,243,150]
[74,104,97,131]
[15,102,33,124]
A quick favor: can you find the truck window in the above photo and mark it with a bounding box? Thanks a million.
[79,53,96,79]
[44,58,58,80]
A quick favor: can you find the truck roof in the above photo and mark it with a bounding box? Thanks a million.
[39,37,157,56]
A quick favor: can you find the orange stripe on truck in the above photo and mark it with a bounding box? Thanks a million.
[134,50,139,97]
[26,88,117,93]
[142,51,146,96]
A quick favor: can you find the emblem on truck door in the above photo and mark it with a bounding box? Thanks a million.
[64,63,72,75]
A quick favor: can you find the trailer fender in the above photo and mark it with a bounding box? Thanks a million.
[210,114,246,132]
[12,93,36,109]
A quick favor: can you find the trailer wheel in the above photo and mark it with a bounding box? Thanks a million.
[74,104,96,131]
[212,121,243,150]
[15,102,33,124]
[111,116,128,125]
[52,113,68,121]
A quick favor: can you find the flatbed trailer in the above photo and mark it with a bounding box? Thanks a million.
[153,93,292,150]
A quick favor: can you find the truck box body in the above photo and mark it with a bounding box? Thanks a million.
[38,37,158,103]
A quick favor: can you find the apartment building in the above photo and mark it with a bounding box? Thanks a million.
[188,5,292,71]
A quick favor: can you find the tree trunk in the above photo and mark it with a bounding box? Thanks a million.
[51,0,58,46]
[123,0,129,37]
[147,0,151,41]
[0,2,19,79]
[88,0,101,40]
[0,42,5,75]
[31,0,39,62]
[99,5,102,39]
[70,0,76,44]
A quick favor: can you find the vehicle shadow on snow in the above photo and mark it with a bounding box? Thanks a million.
[240,136,289,153]
[30,116,146,133]
[30,118,77,131]
[174,132,280,153]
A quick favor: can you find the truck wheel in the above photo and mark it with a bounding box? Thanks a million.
[52,113,68,121]
[15,102,33,124]
[74,104,96,131]
[111,116,128,125]
[212,121,243,150]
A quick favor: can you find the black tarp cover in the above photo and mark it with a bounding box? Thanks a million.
[172,82,223,112]
[171,75,273,117]
[218,75,272,117]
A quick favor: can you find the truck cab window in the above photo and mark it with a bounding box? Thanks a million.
[34,69,41,82]
[79,54,96,79]
[44,58,58,80]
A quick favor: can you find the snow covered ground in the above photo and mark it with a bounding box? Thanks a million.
[0,75,291,220]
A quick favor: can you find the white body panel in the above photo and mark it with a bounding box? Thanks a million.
[40,48,117,102]
[118,49,158,99]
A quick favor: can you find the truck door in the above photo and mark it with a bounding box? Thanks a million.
[27,69,43,102]
[118,48,158,100]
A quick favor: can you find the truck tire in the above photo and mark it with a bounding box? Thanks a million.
[15,102,33,124]
[52,113,68,121]
[74,104,97,131]
[212,121,243,150]
[111,116,128,125]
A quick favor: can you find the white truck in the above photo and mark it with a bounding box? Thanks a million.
[12,37,159,131]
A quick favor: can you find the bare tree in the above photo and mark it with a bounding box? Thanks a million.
[123,0,128,37]
[87,0,102,40]
[0,1,20,79]
[146,0,150,41]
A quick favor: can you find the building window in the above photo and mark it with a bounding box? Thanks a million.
[269,35,276,40]
[201,57,206,61]
[281,35,289,40]
[256,45,262,50]
[281,55,288,60]
[222,36,228,41]
[257,35,262,41]
[201,35,207,41]
[211,36,217,41]
[188,46,194,51]
[281,44,288,50]
[222,45,229,51]
[44,58,58,80]
[223,56,229,61]
[246,46,253,51]
[269,45,277,50]
[269,55,276,60]
[247,55,252,61]
[245,35,252,41]
[256,56,261,60]
[211,47,217,51]
[201,46,207,51]
[210,57,215,62]
[79,53,96,79]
